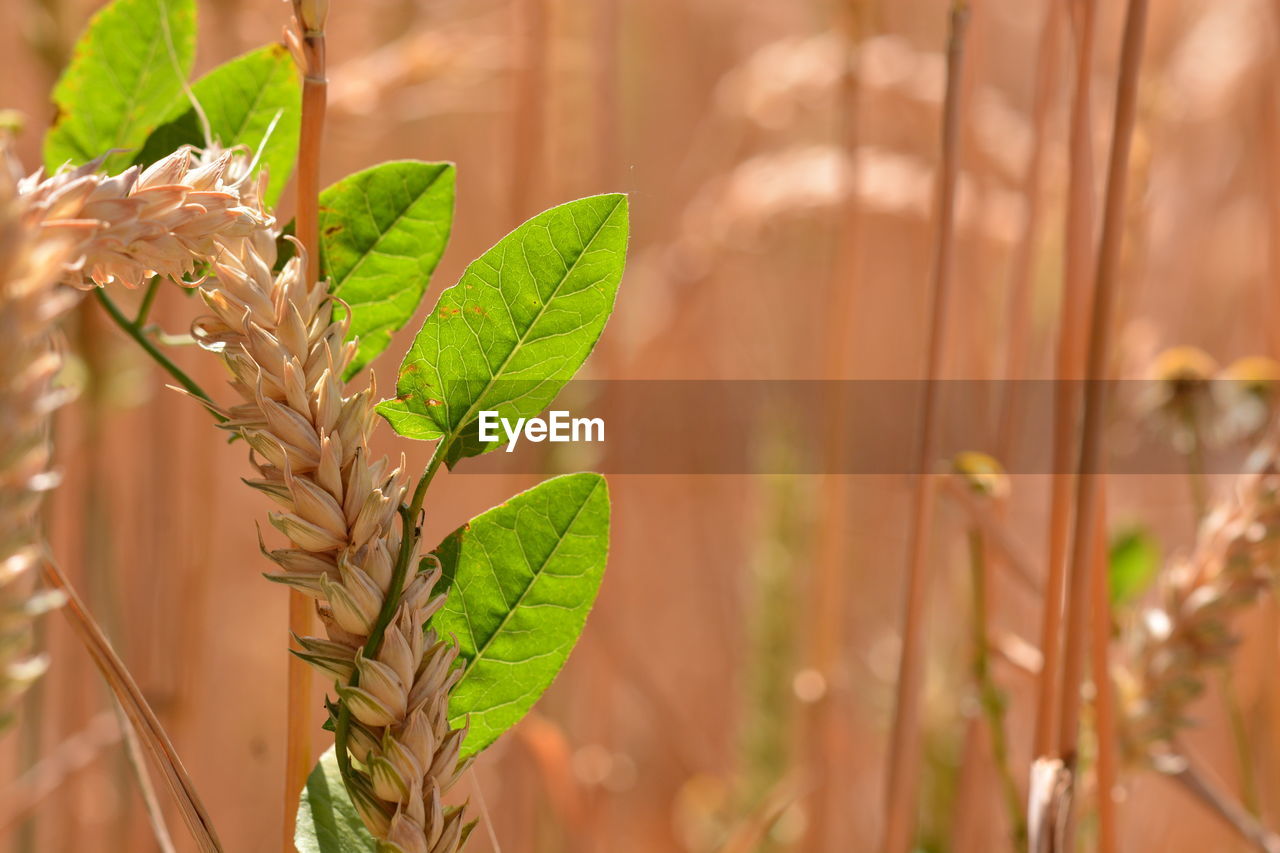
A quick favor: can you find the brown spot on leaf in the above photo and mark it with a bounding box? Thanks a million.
[323,224,344,236]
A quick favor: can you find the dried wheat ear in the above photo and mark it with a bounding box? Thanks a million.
[192,227,472,853]
[0,148,76,730]
[1117,453,1280,767]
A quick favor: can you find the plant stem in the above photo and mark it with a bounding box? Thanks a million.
[995,1,1061,461]
[39,553,223,852]
[967,528,1028,849]
[285,2,329,841]
[1170,754,1280,853]
[1088,500,1118,853]
[804,2,864,847]
[1057,0,1148,846]
[93,289,225,422]
[1223,669,1261,815]
[1186,416,1209,523]
[134,277,161,325]
[333,440,447,786]
[1033,0,1097,764]
[881,6,971,853]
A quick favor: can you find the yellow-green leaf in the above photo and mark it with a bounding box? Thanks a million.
[44,0,197,173]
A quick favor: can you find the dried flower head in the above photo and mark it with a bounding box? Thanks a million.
[1214,356,1280,444]
[951,450,1009,499]
[1141,346,1219,453]
[1116,455,1280,765]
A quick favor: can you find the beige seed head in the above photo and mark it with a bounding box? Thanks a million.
[0,144,78,729]
[187,208,471,849]
[1116,453,1280,765]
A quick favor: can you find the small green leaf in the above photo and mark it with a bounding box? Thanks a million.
[295,747,377,853]
[376,194,628,463]
[134,44,302,206]
[1109,526,1160,606]
[44,0,197,173]
[430,472,610,756]
[320,161,456,378]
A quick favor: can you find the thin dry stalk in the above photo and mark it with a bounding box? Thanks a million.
[995,0,1061,458]
[805,2,863,848]
[881,5,971,852]
[0,710,120,830]
[40,554,223,852]
[1170,754,1280,853]
[1057,0,1149,847]
[1033,0,1097,763]
[510,0,548,223]
[286,1,330,840]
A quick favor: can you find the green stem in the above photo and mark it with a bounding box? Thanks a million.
[1223,669,1260,816]
[134,277,161,325]
[333,439,448,784]
[967,528,1028,850]
[93,289,226,423]
[1184,412,1208,523]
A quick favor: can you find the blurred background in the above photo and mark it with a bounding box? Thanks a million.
[3,0,1280,851]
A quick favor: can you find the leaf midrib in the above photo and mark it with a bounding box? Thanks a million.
[330,164,451,289]
[438,195,624,443]
[460,477,602,677]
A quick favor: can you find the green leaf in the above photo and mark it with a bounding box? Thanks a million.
[44,0,197,173]
[1109,526,1160,606]
[134,44,302,206]
[376,194,629,463]
[319,161,457,378]
[429,472,610,756]
[295,747,377,853]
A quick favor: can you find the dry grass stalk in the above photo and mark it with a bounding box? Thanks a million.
[286,1,330,839]
[995,0,1060,458]
[39,553,224,852]
[0,709,120,830]
[882,5,971,852]
[192,220,472,852]
[1056,1,1149,849]
[1033,0,1097,764]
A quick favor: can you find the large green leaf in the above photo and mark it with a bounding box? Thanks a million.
[44,0,197,173]
[430,472,610,756]
[134,44,301,206]
[295,747,376,853]
[376,194,628,465]
[319,161,457,378]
